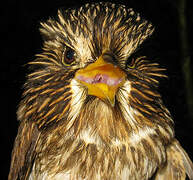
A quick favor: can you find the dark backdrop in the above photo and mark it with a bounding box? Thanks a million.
[1,0,193,179]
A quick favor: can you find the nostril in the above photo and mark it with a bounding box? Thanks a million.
[94,74,103,83]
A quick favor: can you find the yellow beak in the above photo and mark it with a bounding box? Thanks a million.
[75,54,126,106]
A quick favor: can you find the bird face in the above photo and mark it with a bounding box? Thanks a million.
[20,2,172,134]
[16,5,174,150]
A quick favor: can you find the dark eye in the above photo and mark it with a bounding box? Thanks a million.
[126,58,135,69]
[62,48,76,65]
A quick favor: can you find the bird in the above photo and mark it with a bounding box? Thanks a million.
[9,2,193,180]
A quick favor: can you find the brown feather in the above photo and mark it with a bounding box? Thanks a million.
[155,139,193,180]
[8,121,40,180]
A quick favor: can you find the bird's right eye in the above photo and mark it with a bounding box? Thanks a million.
[62,48,76,66]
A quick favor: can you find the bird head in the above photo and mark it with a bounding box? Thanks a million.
[19,2,171,138]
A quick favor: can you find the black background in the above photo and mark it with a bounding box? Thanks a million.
[1,0,193,179]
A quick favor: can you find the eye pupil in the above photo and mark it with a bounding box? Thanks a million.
[63,48,75,64]
[66,50,74,60]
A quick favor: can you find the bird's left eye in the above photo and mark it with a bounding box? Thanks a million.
[126,59,135,69]
[62,48,76,65]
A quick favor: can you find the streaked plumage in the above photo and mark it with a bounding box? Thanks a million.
[9,2,193,180]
